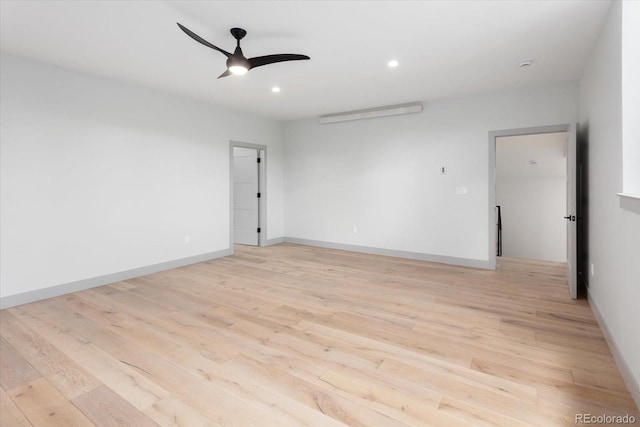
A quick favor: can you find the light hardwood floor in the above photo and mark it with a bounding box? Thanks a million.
[1,243,637,426]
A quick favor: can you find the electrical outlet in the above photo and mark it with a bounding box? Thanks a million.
[353,226,358,233]
[441,166,446,175]
[184,235,190,244]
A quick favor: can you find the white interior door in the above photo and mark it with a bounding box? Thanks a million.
[566,125,578,299]
[233,147,259,246]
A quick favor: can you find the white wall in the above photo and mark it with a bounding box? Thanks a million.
[622,0,640,195]
[283,82,579,264]
[0,54,284,301]
[579,0,640,403]
[497,178,566,262]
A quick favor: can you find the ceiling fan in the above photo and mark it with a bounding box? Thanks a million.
[177,23,310,78]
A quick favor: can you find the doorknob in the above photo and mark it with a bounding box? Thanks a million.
[564,215,576,221]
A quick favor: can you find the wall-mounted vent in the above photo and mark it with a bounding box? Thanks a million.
[318,103,422,124]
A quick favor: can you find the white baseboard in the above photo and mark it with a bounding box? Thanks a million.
[283,237,492,269]
[0,248,232,310]
[265,237,285,246]
[588,288,640,410]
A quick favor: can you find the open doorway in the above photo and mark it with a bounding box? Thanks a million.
[488,124,578,299]
[230,142,266,247]
[495,132,568,262]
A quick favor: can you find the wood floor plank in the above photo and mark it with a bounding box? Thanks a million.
[219,354,410,427]
[71,385,158,427]
[306,312,475,367]
[0,310,101,400]
[0,243,637,426]
[109,343,288,426]
[571,364,632,396]
[166,347,349,427]
[437,396,534,427]
[16,296,128,353]
[537,381,639,413]
[4,305,170,411]
[143,396,222,427]
[377,357,541,421]
[316,368,461,427]
[470,356,575,388]
[0,386,32,427]
[8,377,94,427]
[0,336,41,391]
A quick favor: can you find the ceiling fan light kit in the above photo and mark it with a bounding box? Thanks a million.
[177,23,310,78]
[228,63,249,75]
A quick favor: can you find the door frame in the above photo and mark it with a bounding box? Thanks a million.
[230,141,267,250]
[488,124,574,270]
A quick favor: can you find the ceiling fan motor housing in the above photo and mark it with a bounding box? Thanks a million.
[227,53,250,70]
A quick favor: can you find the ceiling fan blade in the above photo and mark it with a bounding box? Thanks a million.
[248,54,310,70]
[217,69,232,79]
[177,23,231,58]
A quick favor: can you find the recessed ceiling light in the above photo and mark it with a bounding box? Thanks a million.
[271,86,281,93]
[388,60,399,68]
[519,60,533,68]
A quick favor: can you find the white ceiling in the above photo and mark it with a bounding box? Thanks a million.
[497,132,568,178]
[0,0,611,121]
